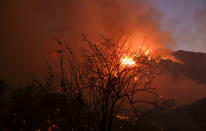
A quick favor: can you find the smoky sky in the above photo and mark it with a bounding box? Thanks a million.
[153,73,206,105]
[0,0,174,83]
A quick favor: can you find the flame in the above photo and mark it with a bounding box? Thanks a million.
[120,45,179,68]
[144,50,150,55]
[121,56,135,66]
[116,115,129,120]
[138,46,151,56]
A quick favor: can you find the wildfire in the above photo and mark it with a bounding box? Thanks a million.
[120,47,152,67]
[120,46,177,67]
[121,56,135,66]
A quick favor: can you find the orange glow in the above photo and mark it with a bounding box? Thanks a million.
[116,115,129,120]
[144,50,150,55]
[138,46,151,56]
[52,52,57,57]
[119,45,174,68]
[121,56,135,66]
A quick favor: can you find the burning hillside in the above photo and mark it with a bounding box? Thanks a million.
[152,50,206,105]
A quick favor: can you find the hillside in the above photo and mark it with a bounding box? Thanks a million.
[151,50,206,105]
[170,50,206,85]
[140,97,206,131]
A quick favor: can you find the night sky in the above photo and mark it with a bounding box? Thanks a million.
[152,0,206,52]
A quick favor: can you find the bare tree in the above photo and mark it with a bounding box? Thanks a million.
[52,34,168,131]
[68,34,166,131]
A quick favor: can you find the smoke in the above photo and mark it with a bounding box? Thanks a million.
[152,73,206,105]
[0,0,175,84]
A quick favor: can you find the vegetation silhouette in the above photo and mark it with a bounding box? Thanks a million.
[0,35,169,131]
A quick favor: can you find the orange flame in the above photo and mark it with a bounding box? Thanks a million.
[121,56,135,66]
[120,45,180,68]
[144,50,150,56]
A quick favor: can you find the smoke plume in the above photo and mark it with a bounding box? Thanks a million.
[0,0,175,83]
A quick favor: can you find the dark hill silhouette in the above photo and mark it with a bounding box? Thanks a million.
[169,50,206,85]
[152,50,206,105]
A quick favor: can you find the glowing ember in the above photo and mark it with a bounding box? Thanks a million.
[121,56,135,66]
[144,50,150,55]
[116,115,129,120]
